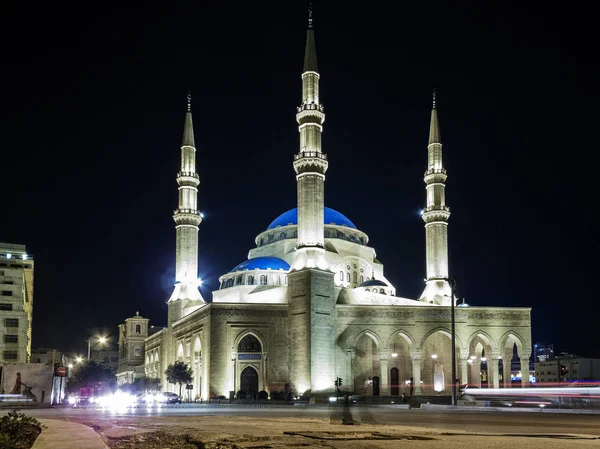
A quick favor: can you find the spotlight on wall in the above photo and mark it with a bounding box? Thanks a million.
[470,355,477,360]
[431,354,438,359]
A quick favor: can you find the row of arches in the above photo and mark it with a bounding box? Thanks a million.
[350,328,530,396]
[220,273,287,289]
[256,229,367,247]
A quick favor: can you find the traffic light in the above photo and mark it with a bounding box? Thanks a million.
[334,378,339,387]
[338,377,342,386]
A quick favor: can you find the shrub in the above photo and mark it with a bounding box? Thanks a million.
[0,409,45,449]
[257,390,268,400]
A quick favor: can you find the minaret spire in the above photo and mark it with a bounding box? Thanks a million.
[420,94,452,306]
[169,93,205,324]
[292,2,327,270]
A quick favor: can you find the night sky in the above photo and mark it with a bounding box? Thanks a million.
[5,2,597,357]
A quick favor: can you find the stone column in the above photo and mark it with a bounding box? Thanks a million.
[502,351,512,388]
[411,352,422,395]
[231,352,237,393]
[262,352,268,393]
[347,349,355,392]
[470,358,480,387]
[519,350,531,388]
[460,350,469,386]
[490,353,500,389]
[379,353,389,396]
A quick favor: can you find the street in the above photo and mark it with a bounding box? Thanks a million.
[17,404,600,436]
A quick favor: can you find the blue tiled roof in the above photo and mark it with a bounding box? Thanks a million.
[231,256,290,272]
[359,279,388,287]
[267,207,357,230]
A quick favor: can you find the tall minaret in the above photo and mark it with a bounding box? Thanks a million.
[420,91,452,306]
[292,2,328,270]
[168,93,205,325]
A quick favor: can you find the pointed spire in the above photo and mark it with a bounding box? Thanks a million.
[428,89,441,145]
[303,3,318,72]
[182,92,195,148]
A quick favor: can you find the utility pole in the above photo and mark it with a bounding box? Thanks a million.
[447,277,457,406]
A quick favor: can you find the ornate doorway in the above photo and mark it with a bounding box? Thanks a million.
[390,367,399,396]
[240,366,259,395]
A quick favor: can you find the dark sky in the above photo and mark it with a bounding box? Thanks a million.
[4,2,597,357]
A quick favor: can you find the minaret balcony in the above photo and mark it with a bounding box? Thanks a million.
[296,105,325,124]
[293,151,328,175]
[422,206,451,223]
[424,169,447,184]
[294,151,327,161]
[173,209,202,226]
[296,103,325,113]
[177,172,200,186]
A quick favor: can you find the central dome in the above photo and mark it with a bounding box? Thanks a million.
[267,207,357,230]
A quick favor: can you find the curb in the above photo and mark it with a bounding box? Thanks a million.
[32,419,108,449]
[420,404,600,414]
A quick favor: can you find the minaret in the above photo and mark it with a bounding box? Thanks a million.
[288,4,336,398]
[420,91,452,306]
[292,2,328,270]
[168,93,205,325]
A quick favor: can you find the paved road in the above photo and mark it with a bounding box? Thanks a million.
[15,405,600,436]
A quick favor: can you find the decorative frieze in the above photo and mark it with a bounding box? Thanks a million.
[468,312,529,321]
[238,353,262,361]
[212,308,288,318]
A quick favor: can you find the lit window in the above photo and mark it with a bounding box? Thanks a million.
[339,271,344,281]
[260,275,267,285]
[346,272,350,282]
[135,348,141,357]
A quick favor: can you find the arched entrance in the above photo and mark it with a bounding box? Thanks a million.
[240,366,258,395]
[390,367,399,396]
[372,376,380,396]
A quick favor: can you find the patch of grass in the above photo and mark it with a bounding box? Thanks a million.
[0,409,45,449]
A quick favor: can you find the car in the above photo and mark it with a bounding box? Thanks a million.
[160,392,182,404]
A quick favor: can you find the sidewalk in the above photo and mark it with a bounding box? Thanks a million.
[32,419,108,449]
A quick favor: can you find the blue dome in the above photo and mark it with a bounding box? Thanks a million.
[359,279,388,288]
[231,256,290,272]
[267,207,357,230]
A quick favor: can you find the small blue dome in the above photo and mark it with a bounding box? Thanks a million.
[231,256,290,272]
[267,207,357,230]
[360,279,388,287]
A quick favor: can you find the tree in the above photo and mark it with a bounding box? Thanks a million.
[66,360,116,394]
[164,361,193,399]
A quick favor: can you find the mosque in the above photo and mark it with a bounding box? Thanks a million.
[118,9,532,399]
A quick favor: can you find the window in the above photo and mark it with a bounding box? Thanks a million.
[352,272,357,284]
[1,291,12,297]
[279,232,286,240]
[236,275,243,285]
[260,275,267,285]
[259,238,264,246]
[339,271,344,281]
[3,351,17,360]
[379,288,385,294]
[324,230,330,238]
[268,234,274,242]
[337,231,345,239]
[5,318,18,328]
[238,335,262,352]
[350,235,356,242]
[225,278,234,288]
[0,303,12,311]
[135,324,141,334]
[0,280,13,285]
[134,348,141,357]
[293,231,298,238]
[4,335,18,343]
[247,275,254,285]
[365,288,370,292]
[360,275,364,284]
[346,272,350,282]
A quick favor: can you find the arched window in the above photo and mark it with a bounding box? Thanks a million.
[260,275,267,285]
[293,230,298,238]
[247,275,254,285]
[276,276,281,285]
[226,278,234,288]
[135,324,141,334]
[236,275,243,285]
[337,231,344,239]
[279,232,286,240]
[346,272,350,282]
[360,275,364,284]
[339,271,344,281]
[238,334,262,353]
[220,281,225,289]
[353,272,357,284]
[268,234,274,242]
[324,230,330,238]
[358,237,365,245]
[350,234,356,242]
[259,238,264,246]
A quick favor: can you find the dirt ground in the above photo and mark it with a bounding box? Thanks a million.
[62,415,600,449]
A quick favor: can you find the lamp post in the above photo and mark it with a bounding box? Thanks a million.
[444,277,457,406]
[87,336,107,359]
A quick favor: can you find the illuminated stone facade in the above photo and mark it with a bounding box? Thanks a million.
[140,13,532,400]
[0,243,34,364]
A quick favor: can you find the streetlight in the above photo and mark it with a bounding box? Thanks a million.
[88,336,107,359]
[444,277,457,406]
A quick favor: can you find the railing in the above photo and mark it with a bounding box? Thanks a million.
[423,205,450,213]
[173,209,200,215]
[424,168,447,176]
[177,172,199,179]
[294,151,328,161]
[296,103,325,113]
